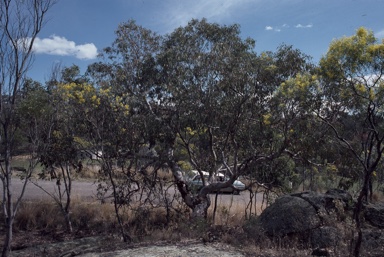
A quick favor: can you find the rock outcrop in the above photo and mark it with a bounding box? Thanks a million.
[245,189,384,256]
[364,202,384,228]
[257,194,321,237]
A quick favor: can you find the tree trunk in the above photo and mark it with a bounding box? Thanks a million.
[0,1,55,255]
[191,194,211,220]
[212,192,219,224]
[353,170,373,257]
[64,212,73,234]
[167,158,212,220]
[2,216,13,257]
[63,164,73,234]
[2,150,13,257]
[106,161,132,243]
[2,199,13,257]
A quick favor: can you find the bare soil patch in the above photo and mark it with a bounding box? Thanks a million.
[3,228,315,257]
[7,229,247,257]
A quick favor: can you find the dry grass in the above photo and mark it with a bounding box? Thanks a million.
[6,192,378,257]
[372,191,384,203]
[11,197,257,249]
[77,164,102,179]
[8,190,321,240]
[14,200,116,233]
[13,199,191,239]
[14,200,64,232]
[208,192,266,227]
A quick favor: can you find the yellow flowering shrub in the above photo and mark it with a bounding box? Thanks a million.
[57,82,100,107]
[57,83,130,116]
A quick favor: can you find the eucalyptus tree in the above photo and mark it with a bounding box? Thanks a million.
[318,27,384,202]
[158,33,316,218]
[154,20,265,218]
[317,27,384,257]
[0,0,56,255]
[31,65,91,234]
[85,22,167,241]
[168,20,310,217]
[59,78,145,242]
[248,45,318,191]
[88,19,315,220]
[14,79,50,154]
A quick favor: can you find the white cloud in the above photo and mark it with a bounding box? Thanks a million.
[30,35,98,60]
[265,22,313,32]
[295,23,313,29]
[265,24,286,32]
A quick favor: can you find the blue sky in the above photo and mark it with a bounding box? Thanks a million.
[29,0,384,83]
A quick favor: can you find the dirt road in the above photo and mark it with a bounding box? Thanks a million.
[1,178,267,211]
[0,178,100,201]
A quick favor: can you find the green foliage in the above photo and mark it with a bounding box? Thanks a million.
[15,79,52,154]
[320,27,384,113]
[318,25,384,236]
[23,20,384,225]
[41,130,77,165]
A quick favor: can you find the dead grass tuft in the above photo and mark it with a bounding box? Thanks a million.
[15,201,64,232]
[13,194,262,246]
[77,165,101,179]
[71,202,116,231]
[371,191,384,203]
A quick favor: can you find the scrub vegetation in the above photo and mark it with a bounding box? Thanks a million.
[1,0,384,256]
